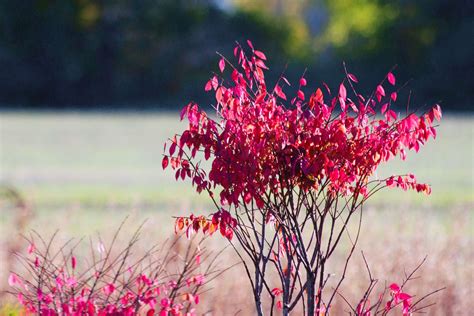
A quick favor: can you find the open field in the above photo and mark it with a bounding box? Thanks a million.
[0,112,473,314]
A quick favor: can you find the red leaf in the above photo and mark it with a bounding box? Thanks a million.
[27,243,35,254]
[255,59,268,70]
[381,103,388,114]
[218,58,225,73]
[376,85,385,97]
[376,85,386,101]
[397,292,412,301]
[169,141,177,156]
[8,273,19,286]
[71,256,76,269]
[247,39,254,50]
[254,50,267,60]
[309,88,324,110]
[103,283,115,295]
[297,90,305,100]
[274,85,287,100]
[204,80,212,91]
[216,86,224,104]
[433,104,442,121]
[385,109,397,122]
[348,73,358,83]
[299,78,307,86]
[314,88,323,104]
[339,97,347,112]
[389,283,400,292]
[211,75,219,89]
[390,91,397,102]
[162,156,169,169]
[271,288,283,296]
[387,72,396,85]
[147,310,155,316]
[339,83,347,100]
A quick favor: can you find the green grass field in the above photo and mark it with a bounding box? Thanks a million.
[1,112,472,208]
[0,112,473,314]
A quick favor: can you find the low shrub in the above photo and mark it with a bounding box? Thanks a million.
[7,220,218,315]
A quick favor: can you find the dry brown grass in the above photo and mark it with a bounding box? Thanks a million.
[1,201,472,315]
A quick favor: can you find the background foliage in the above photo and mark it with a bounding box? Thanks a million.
[0,0,472,110]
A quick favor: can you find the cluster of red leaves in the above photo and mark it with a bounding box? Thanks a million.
[354,283,413,316]
[386,174,431,194]
[175,210,236,240]
[270,282,413,316]
[9,239,204,316]
[163,40,441,237]
[385,283,413,316]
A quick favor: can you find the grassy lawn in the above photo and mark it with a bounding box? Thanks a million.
[1,112,472,208]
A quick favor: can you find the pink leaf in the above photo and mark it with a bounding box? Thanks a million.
[297,90,305,100]
[339,83,347,100]
[162,156,169,169]
[71,256,76,269]
[299,78,307,86]
[8,273,19,286]
[390,92,397,102]
[211,75,219,89]
[218,58,225,73]
[339,97,347,111]
[376,84,386,101]
[348,73,358,83]
[277,301,283,310]
[247,39,254,50]
[389,283,400,292]
[271,288,283,296]
[255,59,268,69]
[27,243,35,254]
[397,292,412,301]
[376,85,385,97]
[103,283,115,295]
[433,104,442,121]
[67,277,77,287]
[387,72,396,85]
[204,80,212,91]
[254,50,267,60]
[169,141,177,156]
[274,85,287,100]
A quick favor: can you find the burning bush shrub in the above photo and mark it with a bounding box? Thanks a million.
[164,40,442,315]
[8,220,219,315]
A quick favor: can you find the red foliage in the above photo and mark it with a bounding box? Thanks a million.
[9,230,208,316]
[164,42,441,238]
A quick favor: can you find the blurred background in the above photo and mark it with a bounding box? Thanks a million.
[0,0,473,314]
[0,0,473,110]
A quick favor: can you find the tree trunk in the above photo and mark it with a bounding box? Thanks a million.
[306,273,315,316]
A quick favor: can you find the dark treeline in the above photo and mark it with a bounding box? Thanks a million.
[0,0,472,111]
